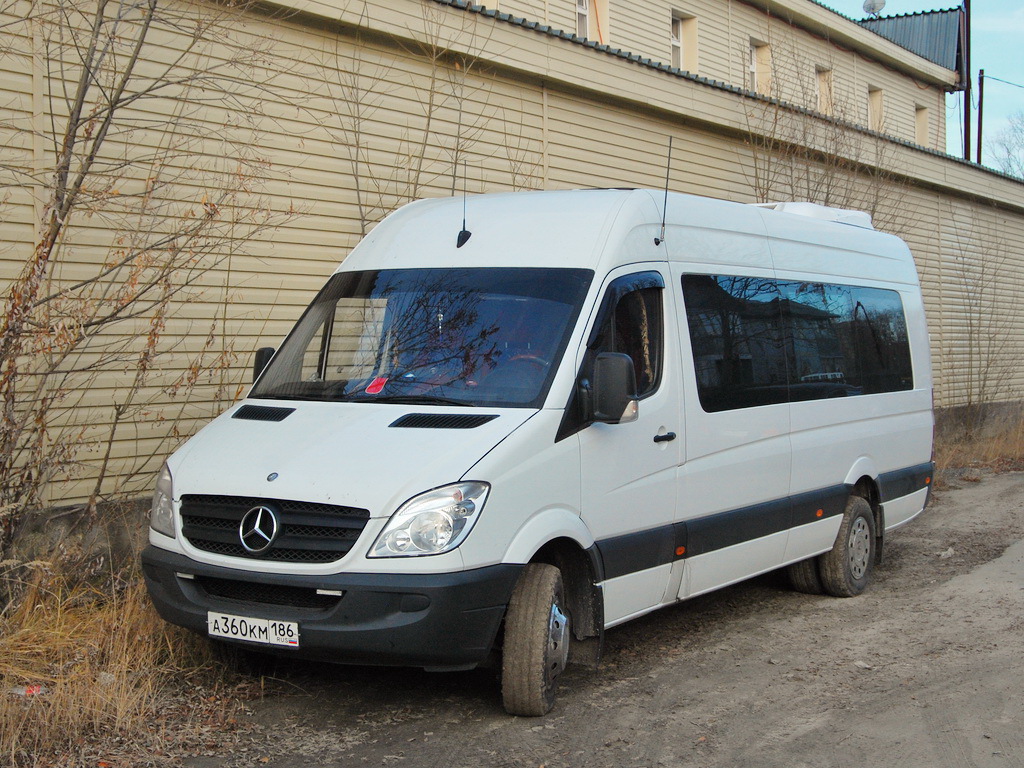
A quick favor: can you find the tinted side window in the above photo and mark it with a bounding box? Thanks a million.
[682,274,914,413]
[682,275,788,411]
[556,272,665,441]
[778,281,855,401]
[590,283,664,397]
[778,282,912,397]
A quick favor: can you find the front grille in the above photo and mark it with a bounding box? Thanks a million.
[196,575,341,610]
[181,495,370,564]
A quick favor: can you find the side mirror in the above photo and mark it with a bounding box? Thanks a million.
[253,347,275,383]
[593,352,639,423]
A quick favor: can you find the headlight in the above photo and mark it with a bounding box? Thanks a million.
[150,463,176,538]
[369,482,489,558]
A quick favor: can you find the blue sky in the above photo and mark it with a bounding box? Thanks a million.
[817,0,1024,168]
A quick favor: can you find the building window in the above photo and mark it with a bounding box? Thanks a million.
[671,17,682,68]
[867,87,884,131]
[816,67,834,115]
[576,0,607,43]
[671,13,698,72]
[576,0,588,39]
[915,105,930,146]
[748,40,771,95]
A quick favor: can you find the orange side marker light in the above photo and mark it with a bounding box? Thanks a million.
[815,509,824,518]
[675,546,686,557]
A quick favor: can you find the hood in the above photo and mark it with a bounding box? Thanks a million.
[167,400,535,518]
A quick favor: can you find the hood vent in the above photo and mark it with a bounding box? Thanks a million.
[389,413,498,429]
[233,404,296,422]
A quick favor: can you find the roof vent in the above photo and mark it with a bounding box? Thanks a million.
[233,405,296,422]
[753,201,875,229]
[389,413,498,429]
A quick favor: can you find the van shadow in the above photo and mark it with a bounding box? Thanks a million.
[235,569,801,725]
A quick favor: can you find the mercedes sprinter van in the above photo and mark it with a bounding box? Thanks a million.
[142,189,933,715]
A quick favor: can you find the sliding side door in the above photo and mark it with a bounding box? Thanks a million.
[672,268,793,599]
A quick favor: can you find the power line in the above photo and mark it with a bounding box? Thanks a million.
[981,74,1024,91]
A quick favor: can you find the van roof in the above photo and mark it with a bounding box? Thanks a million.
[337,189,915,285]
[340,189,647,272]
[752,201,875,229]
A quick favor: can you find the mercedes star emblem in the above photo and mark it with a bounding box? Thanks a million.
[239,505,280,554]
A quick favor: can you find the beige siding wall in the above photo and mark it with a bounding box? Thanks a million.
[608,0,667,61]
[932,200,1024,406]
[0,0,1019,505]
[0,6,38,289]
[499,0,947,149]
[685,0,735,81]
[499,0,577,34]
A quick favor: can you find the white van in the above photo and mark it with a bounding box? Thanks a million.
[142,189,933,715]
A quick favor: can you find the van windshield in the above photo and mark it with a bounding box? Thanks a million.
[251,268,593,408]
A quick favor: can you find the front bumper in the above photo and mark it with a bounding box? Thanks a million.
[141,545,522,670]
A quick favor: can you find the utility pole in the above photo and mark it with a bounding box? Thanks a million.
[963,0,971,161]
[977,69,984,165]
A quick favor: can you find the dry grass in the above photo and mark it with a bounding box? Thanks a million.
[0,565,248,767]
[933,407,1024,486]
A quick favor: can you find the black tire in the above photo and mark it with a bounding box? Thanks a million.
[787,557,824,594]
[820,496,876,597]
[501,563,570,716]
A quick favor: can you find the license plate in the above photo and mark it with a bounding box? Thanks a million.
[207,611,299,648]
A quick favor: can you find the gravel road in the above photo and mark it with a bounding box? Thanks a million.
[184,471,1024,768]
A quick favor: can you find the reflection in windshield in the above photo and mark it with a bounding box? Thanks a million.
[252,268,593,407]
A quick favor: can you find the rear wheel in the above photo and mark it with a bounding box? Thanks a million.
[820,496,876,597]
[787,557,824,594]
[501,563,570,716]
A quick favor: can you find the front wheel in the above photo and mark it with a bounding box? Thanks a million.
[501,563,570,716]
[820,496,876,597]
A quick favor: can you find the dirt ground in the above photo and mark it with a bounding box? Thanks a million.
[182,471,1024,768]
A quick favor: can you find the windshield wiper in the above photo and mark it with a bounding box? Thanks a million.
[252,393,325,401]
[354,394,472,406]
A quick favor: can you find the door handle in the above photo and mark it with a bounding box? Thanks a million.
[653,432,677,443]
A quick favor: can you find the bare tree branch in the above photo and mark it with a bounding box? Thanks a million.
[0,0,294,555]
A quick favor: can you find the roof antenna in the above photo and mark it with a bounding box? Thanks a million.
[457,160,471,248]
[654,136,673,247]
